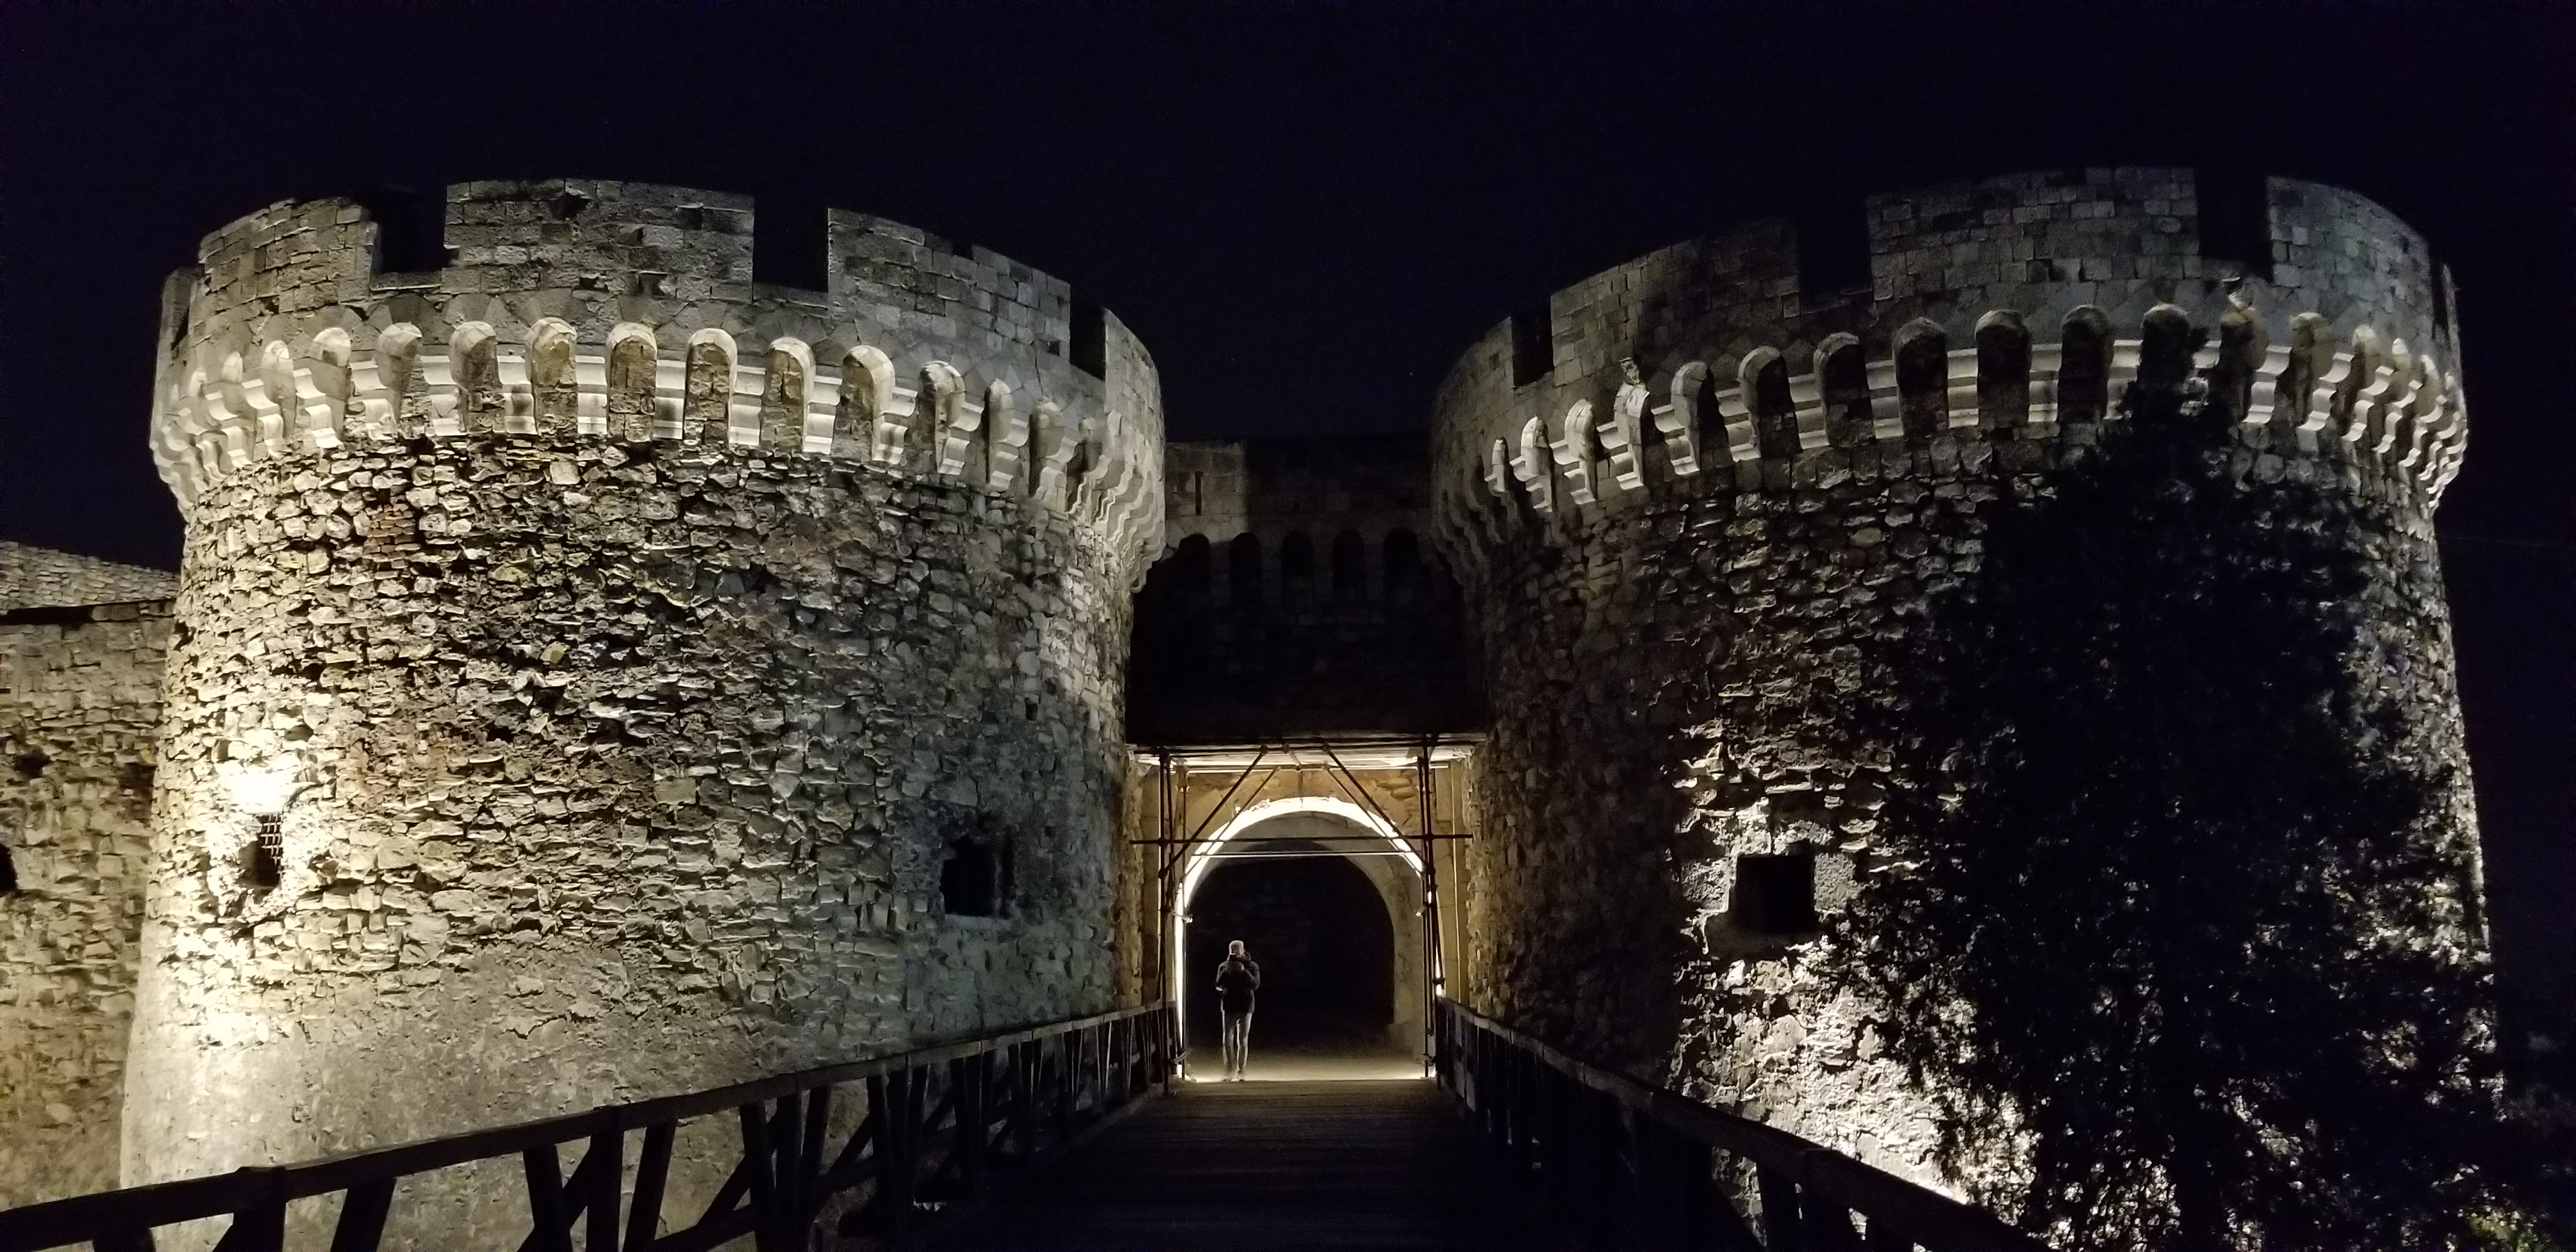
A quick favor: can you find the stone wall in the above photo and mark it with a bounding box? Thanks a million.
[122,181,1160,1242]
[0,581,174,1205]
[0,545,179,613]
[1130,438,1483,741]
[1429,170,2476,1191]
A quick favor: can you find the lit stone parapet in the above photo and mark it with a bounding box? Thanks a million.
[1432,170,2463,574]
[149,181,1162,584]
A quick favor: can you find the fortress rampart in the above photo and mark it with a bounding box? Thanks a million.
[1434,170,2460,561]
[0,549,178,1206]
[1429,170,2479,1187]
[119,182,1162,1239]
[150,181,1160,554]
[1130,438,1483,742]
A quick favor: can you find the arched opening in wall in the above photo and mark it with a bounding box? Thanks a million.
[0,841,17,895]
[1383,530,1425,597]
[1278,532,1315,599]
[243,814,284,892]
[606,328,658,441]
[1330,531,1366,599]
[1173,799,1427,1079]
[1185,843,1395,1053]
[451,323,502,432]
[1228,533,1264,608]
[530,320,579,435]
[1169,534,1212,597]
[1746,349,1797,458]
[1894,321,1950,439]
[1816,335,1869,447]
[1975,312,2033,429]
[2059,307,2112,423]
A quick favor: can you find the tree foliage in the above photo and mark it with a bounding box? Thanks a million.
[1827,399,2561,1249]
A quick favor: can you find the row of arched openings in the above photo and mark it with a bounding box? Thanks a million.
[1713,312,2106,458]
[1612,309,2120,473]
[1162,530,1428,606]
[257,324,1091,489]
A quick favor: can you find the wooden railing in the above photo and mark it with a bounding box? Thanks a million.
[1436,1000,2050,1252]
[0,1002,1177,1252]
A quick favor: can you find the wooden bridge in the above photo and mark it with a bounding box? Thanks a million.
[0,1002,2044,1252]
[928,1078,1535,1251]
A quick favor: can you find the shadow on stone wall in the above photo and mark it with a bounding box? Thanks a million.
[1823,394,2563,1249]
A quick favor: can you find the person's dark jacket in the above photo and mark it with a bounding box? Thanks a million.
[1214,956,1261,1014]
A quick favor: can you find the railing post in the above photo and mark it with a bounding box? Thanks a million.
[1090,1024,1107,1117]
[1052,1035,1076,1135]
[1012,1041,1035,1159]
[1484,1025,1501,1138]
[1800,1191,1867,1252]
[772,1093,805,1247]
[218,1166,288,1252]
[328,1179,395,1252]
[1758,1164,1803,1252]
[1861,1210,1915,1251]
[897,1068,928,1243]
[866,1073,912,1243]
[524,1143,572,1252]
[1113,1017,1132,1103]
[625,1122,675,1252]
[796,1086,831,1238]
[958,1055,988,1200]
[737,1100,779,1252]
[583,1122,624,1252]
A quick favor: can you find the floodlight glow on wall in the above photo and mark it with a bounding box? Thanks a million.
[218,759,300,816]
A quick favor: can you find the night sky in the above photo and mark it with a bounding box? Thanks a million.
[3,3,2567,1007]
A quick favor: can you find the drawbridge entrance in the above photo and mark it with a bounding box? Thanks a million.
[1128,739,1480,1081]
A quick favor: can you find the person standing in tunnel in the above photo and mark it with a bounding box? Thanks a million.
[1215,938,1262,1080]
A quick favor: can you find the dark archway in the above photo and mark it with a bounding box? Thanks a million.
[1184,842,1394,1051]
[1227,532,1264,607]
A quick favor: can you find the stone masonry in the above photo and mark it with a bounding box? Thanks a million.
[113,181,1162,1241]
[0,167,2494,1235]
[1130,437,1483,742]
[0,547,178,1205]
[1427,169,2476,1189]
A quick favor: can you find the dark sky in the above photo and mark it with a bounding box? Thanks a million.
[3,1,2568,1003]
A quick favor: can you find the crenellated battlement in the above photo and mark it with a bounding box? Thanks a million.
[151,181,1163,577]
[1431,170,2465,571]
[1446,302,2463,542]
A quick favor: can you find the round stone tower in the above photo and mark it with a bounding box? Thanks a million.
[1429,170,2476,1185]
[124,181,1162,1216]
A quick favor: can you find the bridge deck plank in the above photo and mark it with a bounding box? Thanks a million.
[925,1078,1548,1251]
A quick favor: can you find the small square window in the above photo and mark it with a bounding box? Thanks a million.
[1733,853,1817,936]
[940,838,1011,919]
